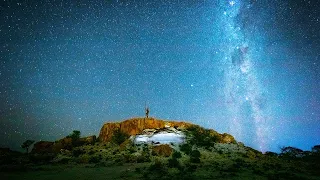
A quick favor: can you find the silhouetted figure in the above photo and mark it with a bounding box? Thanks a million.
[145,107,149,118]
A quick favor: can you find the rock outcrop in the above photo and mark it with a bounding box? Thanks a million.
[98,118,193,142]
[32,141,55,153]
[79,135,96,145]
[32,135,97,154]
[221,133,236,144]
[152,144,173,157]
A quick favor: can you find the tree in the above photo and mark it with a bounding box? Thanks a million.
[180,143,192,155]
[312,145,320,153]
[265,151,278,157]
[280,146,304,158]
[190,150,201,163]
[67,130,81,147]
[67,130,81,141]
[21,140,35,153]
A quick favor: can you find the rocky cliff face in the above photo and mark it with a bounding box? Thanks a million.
[32,135,96,153]
[98,118,193,142]
[32,141,55,153]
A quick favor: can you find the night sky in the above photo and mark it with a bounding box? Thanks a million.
[1,0,319,152]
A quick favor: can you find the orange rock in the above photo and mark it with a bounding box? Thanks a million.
[98,117,237,145]
[98,118,193,143]
[152,144,173,157]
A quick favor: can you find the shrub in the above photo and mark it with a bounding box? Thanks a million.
[180,143,192,155]
[265,151,278,157]
[168,158,180,168]
[88,150,95,155]
[72,149,85,157]
[190,150,200,158]
[189,150,200,163]
[29,154,55,163]
[137,155,151,163]
[246,150,257,159]
[77,155,90,163]
[186,126,221,148]
[312,145,320,153]
[67,130,81,140]
[185,163,197,172]
[234,158,245,167]
[190,157,200,163]
[135,167,141,173]
[148,159,166,172]
[67,130,81,146]
[172,151,182,159]
[58,158,70,164]
[280,146,304,158]
[128,147,136,154]
[21,140,35,153]
[89,156,100,163]
[114,155,125,165]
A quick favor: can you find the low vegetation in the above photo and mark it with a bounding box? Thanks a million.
[1,129,320,180]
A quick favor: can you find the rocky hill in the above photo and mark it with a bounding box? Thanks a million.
[98,117,235,144]
[28,118,235,154]
[1,117,320,180]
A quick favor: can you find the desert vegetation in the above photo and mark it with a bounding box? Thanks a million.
[1,125,320,180]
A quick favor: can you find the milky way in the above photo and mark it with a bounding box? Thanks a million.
[216,0,270,151]
[1,0,320,152]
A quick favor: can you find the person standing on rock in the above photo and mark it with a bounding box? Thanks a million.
[145,106,149,119]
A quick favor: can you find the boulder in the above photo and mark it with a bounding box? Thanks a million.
[32,141,54,153]
[54,137,73,151]
[152,144,173,157]
[220,133,236,143]
[79,135,96,145]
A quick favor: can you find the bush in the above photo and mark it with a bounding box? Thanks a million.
[21,140,35,153]
[88,150,95,155]
[114,155,125,165]
[89,156,100,163]
[148,160,166,172]
[186,126,221,148]
[246,150,257,159]
[189,150,200,163]
[29,154,55,163]
[58,158,70,164]
[172,151,182,159]
[312,145,320,153]
[67,130,81,140]
[190,157,200,163]
[135,167,141,173]
[168,158,180,168]
[280,146,304,158]
[190,150,200,158]
[265,151,278,157]
[185,163,197,172]
[180,144,192,155]
[77,155,90,163]
[72,149,85,157]
[137,155,151,163]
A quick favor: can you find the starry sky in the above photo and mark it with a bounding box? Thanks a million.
[1,0,319,152]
